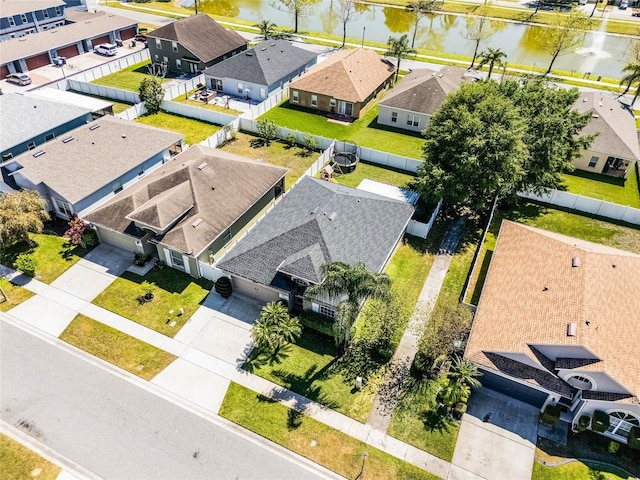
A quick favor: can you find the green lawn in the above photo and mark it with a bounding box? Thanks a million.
[59,314,176,380]
[0,232,93,284]
[135,111,221,145]
[218,132,317,189]
[532,460,630,480]
[92,266,213,337]
[0,278,34,312]
[219,383,439,480]
[0,434,61,480]
[69,91,133,114]
[331,161,415,189]
[466,203,640,304]
[260,102,425,159]
[91,60,161,91]
[561,166,640,208]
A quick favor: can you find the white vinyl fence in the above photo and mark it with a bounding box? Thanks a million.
[199,118,241,149]
[68,79,140,104]
[163,74,205,100]
[197,262,229,282]
[241,86,289,120]
[519,190,640,226]
[406,199,442,239]
[116,103,146,121]
[161,100,238,126]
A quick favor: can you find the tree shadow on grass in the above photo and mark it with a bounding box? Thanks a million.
[270,363,340,410]
[365,117,424,139]
[420,407,456,434]
[119,268,212,295]
[243,345,293,373]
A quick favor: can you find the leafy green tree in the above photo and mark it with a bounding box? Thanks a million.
[385,34,415,81]
[406,0,442,48]
[542,8,595,76]
[139,77,164,115]
[306,262,391,348]
[270,0,321,33]
[254,20,278,39]
[477,47,507,80]
[618,62,640,106]
[439,379,471,408]
[0,190,49,248]
[251,302,301,353]
[462,4,504,68]
[256,119,279,146]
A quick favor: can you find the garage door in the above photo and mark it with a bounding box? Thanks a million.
[119,27,136,40]
[91,34,111,48]
[0,64,8,80]
[480,370,549,408]
[26,53,51,70]
[56,43,80,59]
[231,276,280,304]
[96,227,137,254]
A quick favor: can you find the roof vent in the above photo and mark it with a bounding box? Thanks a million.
[270,43,276,46]
[567,322,577,337]
[121,134,127,138]
[592,114,599,118]
[245,52,253,56]
[310,206,318,215]
[261,47,267,51]
[197,162,208,170]
[32,150,46,158]
[89,124,100,131]
[192,218,203,228]
[582,97,588,102]
[328,212,337,221]
[572,256,580,268]
[62,136,74,143]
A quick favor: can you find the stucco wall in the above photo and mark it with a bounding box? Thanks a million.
[377,105,429,133]
[573,149,634,179]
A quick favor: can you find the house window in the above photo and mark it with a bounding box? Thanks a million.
[27,142,36,150]
[565,375,593,390]
[170,250,184,270]
[21,14,28,23]
[391,112,398,123]
[44,133,55,141]
[407,115,419,127]
[319,305,335,319]
[155,39,162,50]
[175,59,182,70]
[605,411,640,439]
[154,54,159,62]
[55,6,62,16]
[8,17,15,27]
[311,95,318,107]
[260,87,267,99]
[162,56,168,65]
[54,198,73,217]
[43,9,49,19]
[237,83,243,94]
[214,79,223,91]
[171,41,178,52]
[329,98,336,108]
[588,156,598,168]
[292,90,299,103]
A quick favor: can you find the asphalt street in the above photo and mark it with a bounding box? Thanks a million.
[0,320,326,480]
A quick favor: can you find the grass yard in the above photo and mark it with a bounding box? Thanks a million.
[561,166,640,208]
[0,433,61,480]
[532,460,630,480]
[135,111,221,145]
[0,232,93,284]
[260,102,425,159]
[91,60,159,91]
[331,161,415,189]
[92,266,213,337]
[69,91,133,114]
[59,314,176,380]
[218,132,317,188]
[465,203,640,304]
[0,278,34,312]
[219,383,439,480]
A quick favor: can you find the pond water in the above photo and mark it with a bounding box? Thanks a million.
[184,0,638,78]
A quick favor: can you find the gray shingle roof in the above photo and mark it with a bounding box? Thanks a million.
[379,66,467,114]
[203,40,317,87]
[0,93,92,153]
[147,14,246,64]
[84,145,288,257]
[8,116,183,204]
[217,176,414,287]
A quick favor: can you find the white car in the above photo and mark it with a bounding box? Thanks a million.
[94,43,117,56]
[6,73,32,86]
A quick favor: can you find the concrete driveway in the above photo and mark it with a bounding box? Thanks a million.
[450,388,539,480]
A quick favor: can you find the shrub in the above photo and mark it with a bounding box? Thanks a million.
[84,230,99,247]
[608,440,620,454]
[453,402,467,420]
[256,119,278,146]
[540,404,561,426]
[628,426,640,450]
[591,410,610,433]
[286,132,297,147]
[15,253,37,277]
[577,414,591,432]
[215,276,233,298]
[303,133,319,152]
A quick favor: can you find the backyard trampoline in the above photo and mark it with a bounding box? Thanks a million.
[331,142,360,173]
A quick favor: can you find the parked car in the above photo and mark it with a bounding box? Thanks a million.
[94,43,117,56]
[134,34,147,43]
[633,9,640,16]
[619,0,628,9]
[5,73,32,86]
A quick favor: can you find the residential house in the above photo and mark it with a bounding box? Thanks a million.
[288,48,396,119]
[3,116,183,219]
[0,10,138,77]
[572,92,640,179]
[0,93,93,162]
[377,66,468,133]
[0,0,67,41]
[203,40,317,101]
[217,176,414,314]
[84,146,287,278]
[147,14,247,75]
[465,220,640,444]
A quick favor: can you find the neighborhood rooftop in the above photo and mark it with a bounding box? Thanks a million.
[84,145,288,257]
[203,39,317,87]
[288,48,396,103]
[7,116,183,204]
[465,220,640,402]
[0,93,93,154]
[0,0,65,17]
[217,176,414,286]
[147,14,246,64]
[25,88,114,112]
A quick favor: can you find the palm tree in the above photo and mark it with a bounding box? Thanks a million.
[385,34,416,81]
[251,302,301,353]
[618,61,640,107]
[439,380,471,408]
[476,48,507,80]
[254,20,278,40]
[447,356,482,388]
[306,262,391,348]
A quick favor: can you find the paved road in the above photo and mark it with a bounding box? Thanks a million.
[0,320,326,480]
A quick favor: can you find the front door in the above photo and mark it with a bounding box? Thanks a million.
[338,101,353,116]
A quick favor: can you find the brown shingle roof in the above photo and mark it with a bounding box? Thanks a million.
[574,92,640,161]
[147,14,246,64]
[466,220,640,401]
[288,48,395,103]
[84,146,288,257]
